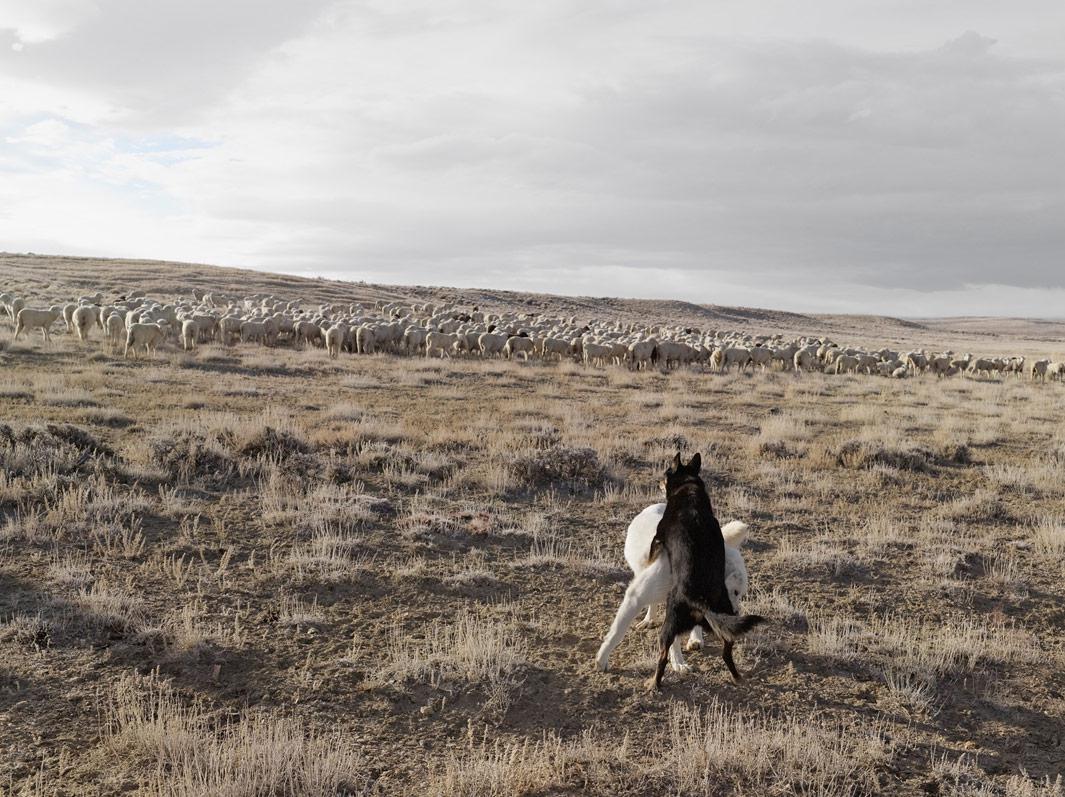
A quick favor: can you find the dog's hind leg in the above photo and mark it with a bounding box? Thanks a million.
[595,568,661,672]
[634,604,656,631]
[648,600,688,691]
[648,640,672,692]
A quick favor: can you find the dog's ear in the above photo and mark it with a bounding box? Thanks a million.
[687,452,701,473]
[669,452,682,474]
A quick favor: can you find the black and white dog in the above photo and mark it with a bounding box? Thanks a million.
[643,452,765,690]
[595,507,751,675]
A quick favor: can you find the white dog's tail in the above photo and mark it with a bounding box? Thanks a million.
[721,520,749,549]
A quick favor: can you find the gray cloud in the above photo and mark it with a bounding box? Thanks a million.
[1,1,1064,314]
[0,0,332,125]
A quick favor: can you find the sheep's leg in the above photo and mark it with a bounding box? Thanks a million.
[595,569,658,672]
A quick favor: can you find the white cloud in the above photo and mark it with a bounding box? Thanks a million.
[1,0,1064,315]
[0,0,99,45]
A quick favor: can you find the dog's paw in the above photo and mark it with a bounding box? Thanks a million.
[634,618,652,631]
[684,638,703,652]
[669,661,692,674]
[645,676,661,693]
[594,652,610,672]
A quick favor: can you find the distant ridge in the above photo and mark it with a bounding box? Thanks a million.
[816,313,928,331]
[3,252,1063,352]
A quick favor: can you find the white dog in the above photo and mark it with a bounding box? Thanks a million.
[596,503,751,673]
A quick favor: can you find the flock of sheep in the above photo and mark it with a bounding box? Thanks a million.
[2,287,1063,381]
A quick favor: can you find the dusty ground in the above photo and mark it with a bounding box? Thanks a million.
[1,256,1064,796]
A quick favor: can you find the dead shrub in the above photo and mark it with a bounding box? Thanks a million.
[149,430,235,483]
[758,440,803,460]
[235,425,309,459]
[835,439,937,472]
[0,423,112,478]
[508,445,605,489]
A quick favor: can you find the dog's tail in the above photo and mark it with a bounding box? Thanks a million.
[720,520,750,548]
[696,605,767,643]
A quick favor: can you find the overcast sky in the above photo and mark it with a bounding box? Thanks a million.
[2,1,1063,316]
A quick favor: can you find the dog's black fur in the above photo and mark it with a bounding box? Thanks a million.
[648,452,766,690]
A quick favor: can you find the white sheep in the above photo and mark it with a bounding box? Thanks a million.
[219,315,243,345]
[749,346,772,371]
[105,313,126,351]
[14,306,63,342]
[72,304,99,342]
[325,324,347,358]
[425,331,457,358]
[504,336,534,361]
[583,341,613,367]
[856,354,879,374]
[240,320,268,345]
[793,348,819,372]
[295,320,324,347]
[719,347,750,372]
[403,326,427,355]
[124,322,166,358]
[62,302,78,334]
[180,318,199,351]
[834,354,859,374]
[542,336,573,362]
[355,325,376,354]
[595,503,753,674]
[478,332,507,357]
[626,339,657,370]
[7,297,25,324]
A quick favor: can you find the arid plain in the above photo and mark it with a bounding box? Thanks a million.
[1,254,1064,796]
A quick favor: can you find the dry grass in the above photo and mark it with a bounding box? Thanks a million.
[667,701,891,795]
[374,610,525,688]
[105,672,365,796]
[2,260,1065,794]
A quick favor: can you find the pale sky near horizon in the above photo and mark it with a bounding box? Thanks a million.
[1,1,1063,316]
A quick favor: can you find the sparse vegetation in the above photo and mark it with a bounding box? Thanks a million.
[1,259,1064,794]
